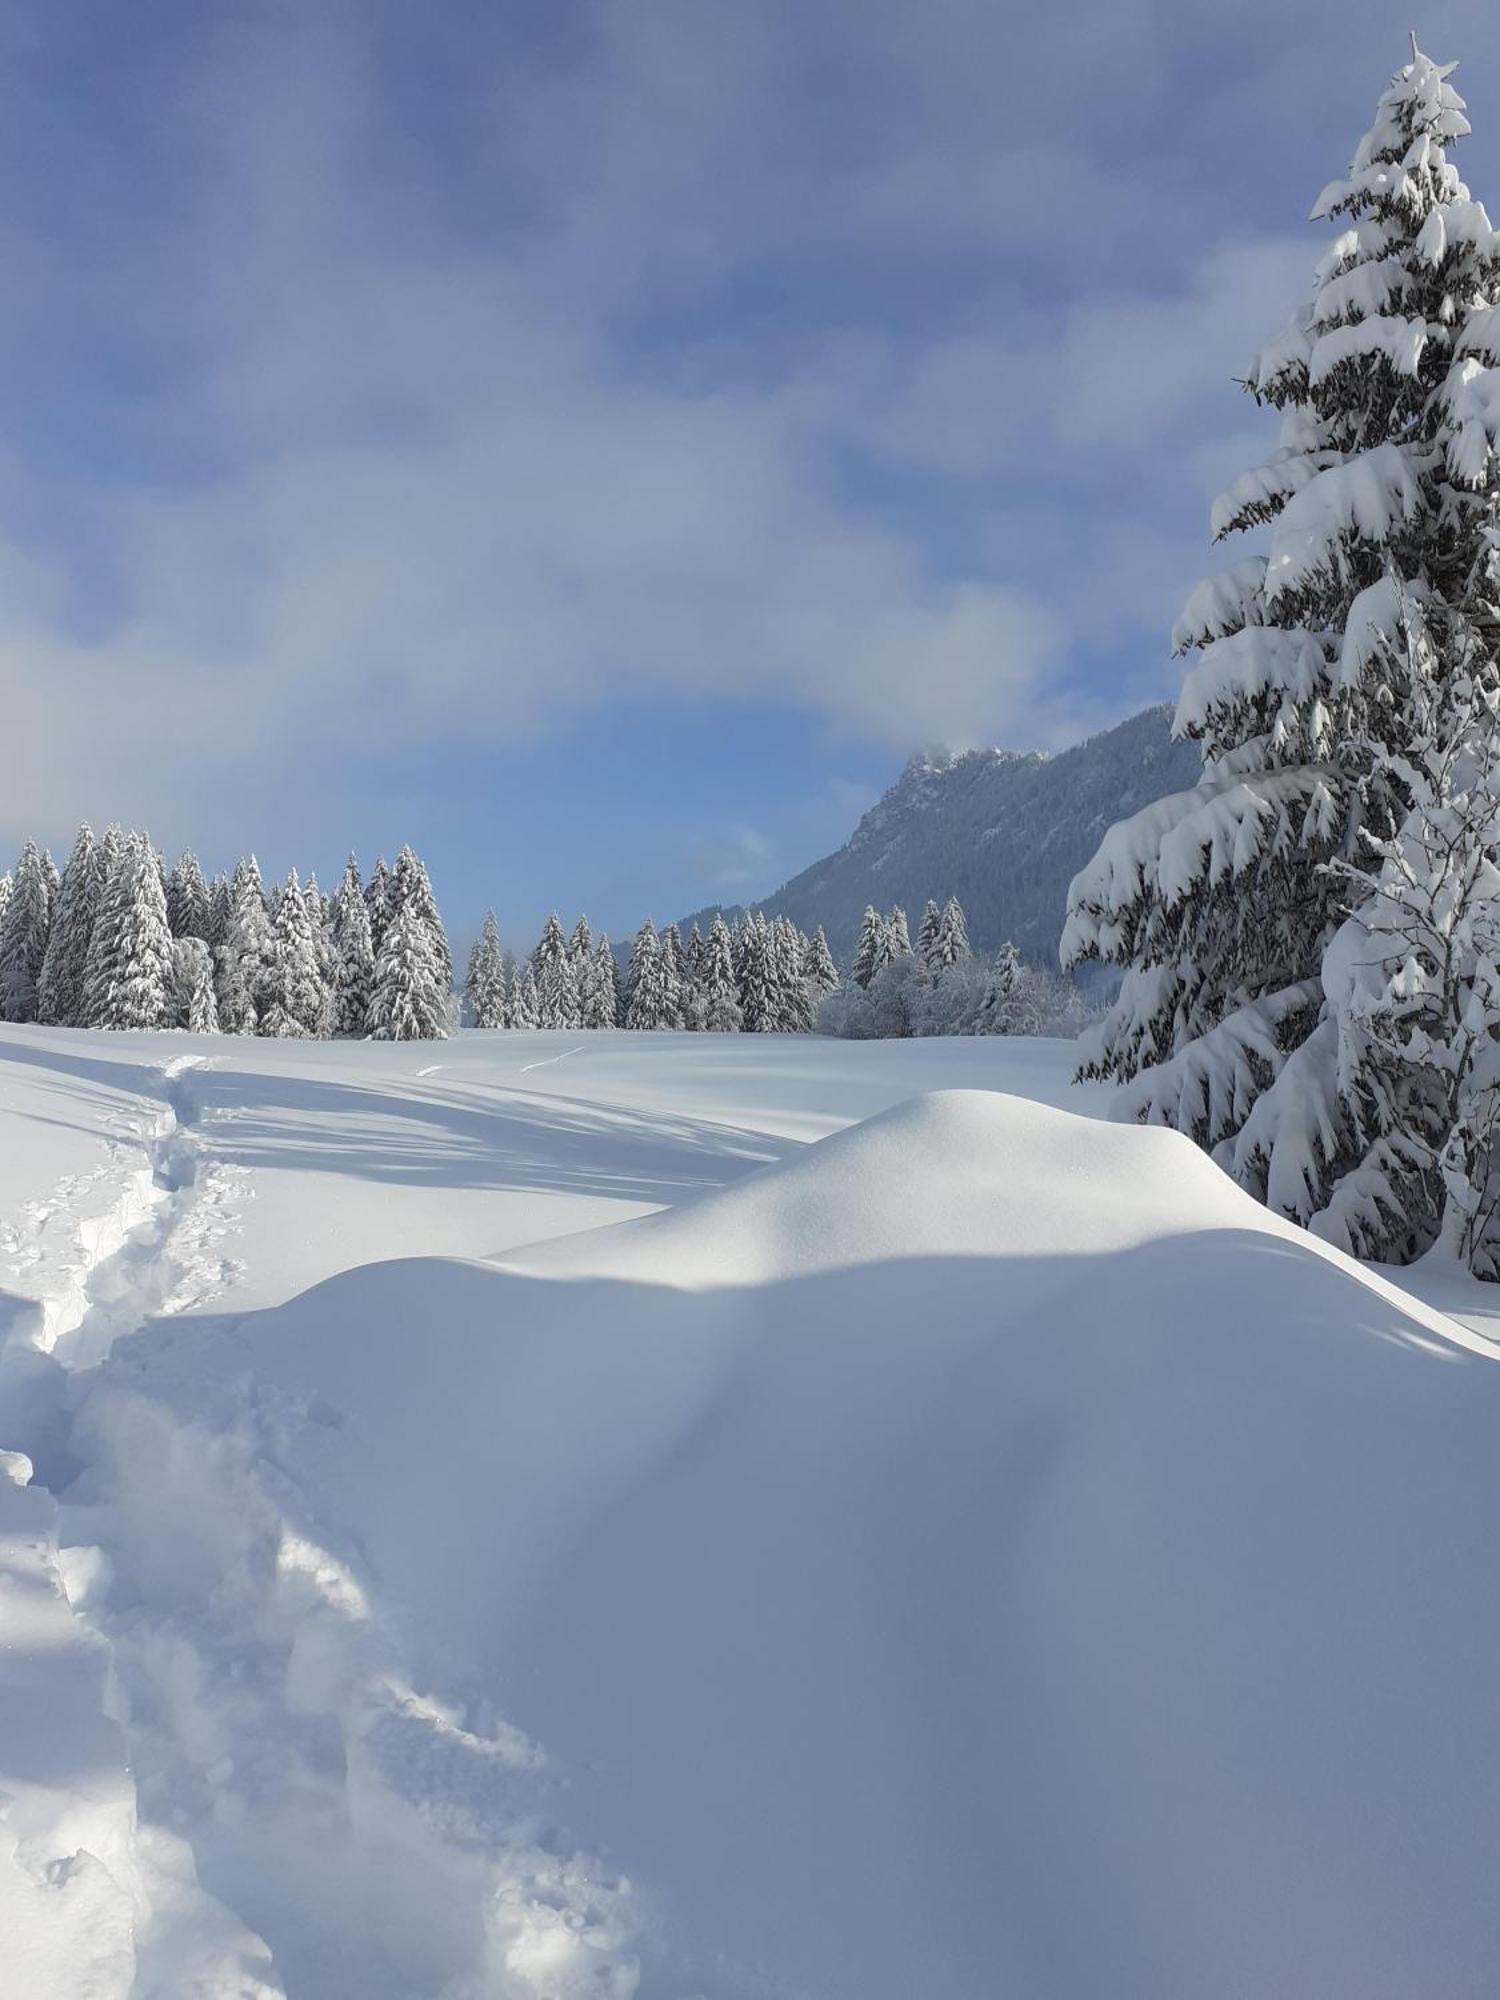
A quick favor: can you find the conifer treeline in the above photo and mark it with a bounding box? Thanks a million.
[462,909,841,1032]
[0,832,1066,1042]
[464,893,1081,1038]
[0,827,453,1040]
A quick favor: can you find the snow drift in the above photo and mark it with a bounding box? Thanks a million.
[72,1081,1500,1999]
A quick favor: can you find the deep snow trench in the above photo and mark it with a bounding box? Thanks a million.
[1,1025,1498,2000]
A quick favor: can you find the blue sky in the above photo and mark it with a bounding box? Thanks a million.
[1,0,1497,943]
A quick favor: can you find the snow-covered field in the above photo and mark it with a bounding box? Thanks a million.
[1,1024,1497,1999]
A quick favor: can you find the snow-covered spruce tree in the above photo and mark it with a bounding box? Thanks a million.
[850,905,884,990]
[166,851,210,940]
[772,917,814,1032]
[365,856,393,951]
[935,895,972,969]
[917,899,943,970]
[303,874,341,1033]
[259,871,329,1039]
[0,870,11,938]
[738,915,775,1032]
[169,936,220,1034]
[803,924,839,1002]
[390,847,452,1017]
[586,936,621,1028]
[369,894,449,1041]
[83,832,174,1030]
[573,933,607,1029]
[466,911,507,1028]
[625,922,671,1030]
[701,914,743,1030]
[659,923,688,1029]
[216,857,274,1034]
[37,824,104,1026]
[533,912,579,1029]
[510,959,540,1030]
[569,915,592,969]
[206,872,231,950]
[685,920,706,982]
[0,838,53,1021]
[329,856,372,1036]
[881,905,912,968]
[1063,45,1500,1261]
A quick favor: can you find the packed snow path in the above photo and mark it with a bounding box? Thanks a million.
[0,1025,1498,1999]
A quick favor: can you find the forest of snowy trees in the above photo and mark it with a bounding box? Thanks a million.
[460,896,1086,1039]
[0,828,453,1041]
[0,826,1081,1046]
[1064,46,1500,1277]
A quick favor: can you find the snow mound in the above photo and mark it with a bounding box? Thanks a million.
[509,1087,1275,1287]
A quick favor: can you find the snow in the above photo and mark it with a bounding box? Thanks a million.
[1264,443,1427,606]
[1173,624,1328,737]
[2,1024,1499,1997]
[1307,311,1429,386]
[1169,553,1267,651]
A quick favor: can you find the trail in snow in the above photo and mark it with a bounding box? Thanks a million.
[0,1044,647,1999]
[54,1056,250,1372]
[0,1050,282,1998]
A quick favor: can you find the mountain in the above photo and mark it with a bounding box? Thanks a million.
[681,704,1202,968]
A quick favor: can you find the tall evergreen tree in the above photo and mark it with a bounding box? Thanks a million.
[303,873,340,1034]
[330,855,375,1037]
[365,857,393,951]
[803,924,839,1003]
[658,922,689,1029]
[533,912,579,1029]
[166,852,211,940]
[0,839,53,1022]
[583,936,620,1028]
[569,914,593,967]
[739,915,775,1031]
[882,906,912,966]
[390,846,452,1015]
[83,833,173,1030]
[368,895,449,1041]
[702,914,743,1030]
[685,920,706,982]
[37,824,104,1027]
[466,911,507,1028]
[169,936,220,1034]
[206,872,232,950]
[771,916,814,1032]
[916,899,943,970]
[509,959,540,1029]
[935,895,972,968]
[1064,44,1500,1264]
[851,905,884,989]
[40,849,60,925]
[625,922,671,1029]
[216,856,274,1034]
[259,870,328,1038]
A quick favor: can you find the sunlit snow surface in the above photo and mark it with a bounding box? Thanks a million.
[0,1025,1497,1999]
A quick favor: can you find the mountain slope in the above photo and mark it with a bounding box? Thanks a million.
[684,703,1202,965]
